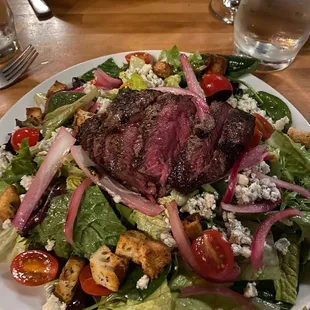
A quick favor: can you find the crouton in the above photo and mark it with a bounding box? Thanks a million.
[182,214,203,241]
[72,109,94,131]
[204,55,228,75]
[90,245,129,292]
[54,257,85,304]
[0,185,20,222]
[26,107,43,126]
[116,230,172,279]
[47,80,67,98]
[153,61,172,79]
[288,127,310,148]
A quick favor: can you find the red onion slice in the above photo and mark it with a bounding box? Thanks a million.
[93,68,122,90]
[180,53,206,100]
[251,208,302,271]
[221,200,281,214]
[64,178,93,245]
[13,128,76,232]
[153,87,209,120]
[252,168,310,199]
[71,146,164,216]
[222,151,246,204]
[239,145,268,171]
[180,285,256,310]
[167,200,239,283]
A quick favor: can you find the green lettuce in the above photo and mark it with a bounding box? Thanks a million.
[280,190,310,211]
[46,92,85,114]
[66,176,83,191]
[81,58,126,81]
[128,73,147,90]
[274,235,300,304]
[115,204,136,229]
[42,88,98,137]
[129,56,145,70]
[130,210,167,240]
[164,75,181,87]
[1,139,37,188]
[188,51,205,70]
[267,131,310,183]
[61,154,85,177]
[292,211,310,241]
[158,45,181,71]
[29,186,126,258]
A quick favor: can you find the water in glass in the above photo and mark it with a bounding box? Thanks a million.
[0,0,19,63]
[234,0,310,71]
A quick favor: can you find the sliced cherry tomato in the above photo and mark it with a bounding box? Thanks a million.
[10,250,59,286]
[125,52,153,64]
[253,113,274,140]
[200,73,233,102]
[79,265,112,296]
[249,123,263,147]
[11,127,40,151]
[192,229,234,279]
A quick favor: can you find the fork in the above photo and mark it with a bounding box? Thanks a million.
[0,45,38,89]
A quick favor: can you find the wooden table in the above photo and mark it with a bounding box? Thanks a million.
[1,0,310,121]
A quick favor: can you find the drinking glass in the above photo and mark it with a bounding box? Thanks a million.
[209,0,240,25]
[234,0,310,72]
[0,0,19,64]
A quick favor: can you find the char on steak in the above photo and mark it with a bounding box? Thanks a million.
[77,90,255,198]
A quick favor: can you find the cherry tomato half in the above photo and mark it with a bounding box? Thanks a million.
[200,73,233,103]
[192,230,234,279]
[79,265,112,296]
[11,250,59,286]
[249,124,263,148]
[125,52,153,64]
[11,127,40,151]
[253,113,274,140]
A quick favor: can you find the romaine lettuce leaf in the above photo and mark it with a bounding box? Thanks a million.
[128,73,147,90]
[129,56,145,70]
[29,186,126,258]
[130,210,167,240]
[158,45,181,71]
[274,235,300,304]
[188,51,204,70]
[292,211,310,241]
[1,139,37,188]
[164,75,181,87]
[115,204,135,229]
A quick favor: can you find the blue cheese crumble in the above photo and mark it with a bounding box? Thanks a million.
[0,146,13,177]
[20,175,34,191]
[274,237,290,255]
[136,274,150,290]
[244,282,258,298]
[45,239,56,252]
[42,294,66,310]
[180,192,218,219]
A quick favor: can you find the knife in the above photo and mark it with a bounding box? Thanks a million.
[28,0,53,19]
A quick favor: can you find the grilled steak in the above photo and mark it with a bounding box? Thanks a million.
[77,90,255,198]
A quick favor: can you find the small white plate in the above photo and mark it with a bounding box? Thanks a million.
[0,51,309,309]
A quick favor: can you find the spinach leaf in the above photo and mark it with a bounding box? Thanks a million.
[29,186,126,259]
[223,55,259,78]
[47,92,85,114]
[81,58,125,82]
[1,139,37,187]
[257,91,292,131]
[115,204,136,229]
[274,235,300,305]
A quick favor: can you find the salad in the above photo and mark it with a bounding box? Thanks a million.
[0,46,310,310]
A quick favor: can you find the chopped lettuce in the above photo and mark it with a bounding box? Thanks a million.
[188,51,205,70]
[130,210,167,240]
[129,56,145,70]
[292,211,310,241]
[0,226,28,263]
[1,139,37,188]
[81,58,126,81]
[100,88,119,100]
[66,175,83,191]
[267,131,310,183]
[29,186,126,259]
[280,190,310,211]
[46,92,85,114]
[42,88,98,137]
[61,154,85,177]
[164,75,181,87]
[128,73,147,90]
[158,45,181,71]
[274,235,300,304]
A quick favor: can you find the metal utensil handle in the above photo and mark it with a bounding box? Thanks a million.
[28,0,53,19]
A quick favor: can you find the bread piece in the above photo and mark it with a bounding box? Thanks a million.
[47,80,67,98]
[90,245,129,292]
[116,230,172,279]
[288,127,310,148]
[73,109,94,131]
[55,257,85,304]
[182,213,203,241]
[0,186,20,221]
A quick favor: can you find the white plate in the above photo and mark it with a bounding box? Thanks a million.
[0,51,309,309]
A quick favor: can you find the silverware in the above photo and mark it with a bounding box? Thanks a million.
[0,45,38,89]
[28,0,53,19]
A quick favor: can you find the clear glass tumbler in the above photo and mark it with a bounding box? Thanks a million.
[234,0,310,72]
[0,0,19,64]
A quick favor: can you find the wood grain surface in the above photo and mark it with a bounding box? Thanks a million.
[1,0,309,121]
